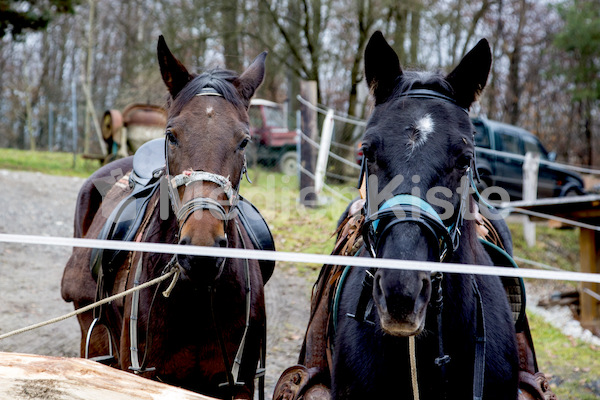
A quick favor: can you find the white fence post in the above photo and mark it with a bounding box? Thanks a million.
[314,108,335,198]
[523,152,540,247]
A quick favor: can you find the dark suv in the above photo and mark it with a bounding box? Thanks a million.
[472,117,585,200]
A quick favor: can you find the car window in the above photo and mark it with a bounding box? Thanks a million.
[496,131,523,154]
[473,121,490,148]
[524,137,548,160]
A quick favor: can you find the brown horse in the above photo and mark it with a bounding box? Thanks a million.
[61,36,269,399]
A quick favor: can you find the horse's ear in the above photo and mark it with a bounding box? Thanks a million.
[157,35,193,98]
[445,39,492,109]
[234,52,267,108]
[365,31,402,105]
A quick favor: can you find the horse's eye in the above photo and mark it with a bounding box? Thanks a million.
[166,130,177,145]
[457,154,471,170]
[239,137,250,150]
[362,144,374,161]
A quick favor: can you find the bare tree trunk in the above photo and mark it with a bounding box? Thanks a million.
[505,0,528,125]
[486,0,504,119]
[286,0,302,126]
[83,0,96,154]
[392,3,407,62]
[331,0,373,179]
[221,0,241,72]
[300,80,318,206]
[584,100,593,166]
[25,95,35,151]
[409,9,421,65]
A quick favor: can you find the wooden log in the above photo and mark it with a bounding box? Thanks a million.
[0,352,217,400]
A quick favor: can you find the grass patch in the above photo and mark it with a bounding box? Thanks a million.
[0,148,99,178]
[528,312,600,399]
[509,221,580,272]
[240,169,354,279]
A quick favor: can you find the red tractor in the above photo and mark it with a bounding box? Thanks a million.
[248,99,297,175]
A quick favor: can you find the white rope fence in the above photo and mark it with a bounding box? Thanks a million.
[509,207,600,232]
[300,130,360,171]
[476,147,600,176]
[297,165,354,202]
[296,95,367,127]
[1,230,599,341]
[1,233,599,283]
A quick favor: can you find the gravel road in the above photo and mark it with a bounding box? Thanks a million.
[0,169,311,398]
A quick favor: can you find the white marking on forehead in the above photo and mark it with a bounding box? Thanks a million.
[415,114,434,143]
[206,106,214,117]
[406,113,435,159]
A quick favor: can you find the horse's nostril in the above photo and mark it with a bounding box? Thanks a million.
[373,274,385,305]
[215,236,228,248]
[420,277,431,300]
[179,236,191,246]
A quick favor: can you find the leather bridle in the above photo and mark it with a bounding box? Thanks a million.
[355,89,486,400]
[164,89,248,245]
[143,88,259,396]
[360,156,472,262]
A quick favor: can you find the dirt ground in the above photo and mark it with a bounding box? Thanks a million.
[2,169,599,399]
[0,169,311,398]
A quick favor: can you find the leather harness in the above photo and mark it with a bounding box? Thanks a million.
[274,89,555,400]
[85,90,274,398]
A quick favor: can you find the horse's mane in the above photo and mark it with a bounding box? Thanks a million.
[393,70,454,99]
[168,69,244,115]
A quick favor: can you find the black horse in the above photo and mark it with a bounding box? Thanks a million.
[330,32,519,399]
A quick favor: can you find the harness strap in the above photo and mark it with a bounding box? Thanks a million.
[175,197,230,236]
[472,276,487,400]
[129,255,149,373]
[211,219,264,398]
[230,220,252,385]
[431,272,450,398]
[211,283,236,398]
[398,89,469,115]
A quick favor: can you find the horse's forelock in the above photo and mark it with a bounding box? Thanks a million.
[393,70,454,99]
[168,69,245,116]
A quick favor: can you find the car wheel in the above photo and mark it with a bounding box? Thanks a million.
[475,175,490,195]
[476,175,501,203]
[279,151,297,176]
[564,188,580,197]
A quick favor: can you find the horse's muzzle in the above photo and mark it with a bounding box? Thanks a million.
[177,236,227,282]
[373,270,431,336]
